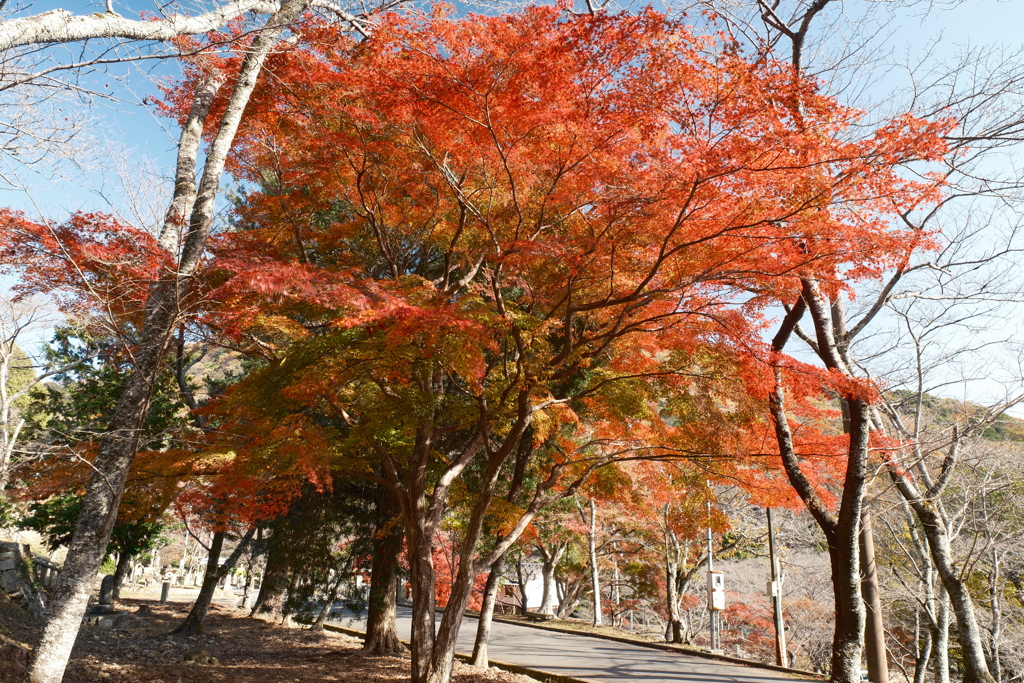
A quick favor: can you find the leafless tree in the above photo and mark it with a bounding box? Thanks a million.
[0,0,397,194]
[670,4,1024,683]
[854,45,1024,683]
[877,434,1024,683]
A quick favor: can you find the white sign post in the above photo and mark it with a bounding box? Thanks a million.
[707,571,725,611]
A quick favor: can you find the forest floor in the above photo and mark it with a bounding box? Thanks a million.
[0,597,540,683]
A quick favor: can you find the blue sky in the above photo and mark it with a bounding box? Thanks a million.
[6,0,1024,215]
[5,0,1024,410]
[895,0,1022,46]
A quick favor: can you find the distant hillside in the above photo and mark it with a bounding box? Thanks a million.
[980,413,1024,442]
[184,344,246,403]
[886,390,1024,442]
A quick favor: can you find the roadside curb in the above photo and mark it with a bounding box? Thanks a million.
[476,612,823,680]
[322,623,600,683]
[322,623,370,639]
[455,653,604,683]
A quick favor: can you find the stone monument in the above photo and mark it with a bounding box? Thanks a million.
[98,575,115,609]
[82,575,129,629]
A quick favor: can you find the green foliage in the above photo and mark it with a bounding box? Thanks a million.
[18,494,78,551]
[0,495,25,528]
[195,347,256,400]
[277,482,377,617]
[719,531,759,560]
[5,344,35,411]
[19,494,169,561]
[23,324,191,450]
[981,413,1024,442]
[887,389,1024,442]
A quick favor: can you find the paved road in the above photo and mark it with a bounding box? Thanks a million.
[335,607,809,683]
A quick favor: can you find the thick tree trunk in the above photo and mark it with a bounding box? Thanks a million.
[770,293,869,683]
[418,506,496,682]
[280,571,300,626]
[557,577,583,619]
[391,408,537,683]
[28,304,181,682]
[174,527,254,635]
[930,532,994,683]
[537,542,563,617]
[408,528,438,683]
[173,530,226,636]
[0,0,279,52]
[407,435,522,683]
[111,551,132,600]
[471,430,534,667]
[249,522,288,618]
[859,512,889,683]
[25,4,309,679]
[822,397,870,683]
[364,488,404,655]
[250,552,287,618]
[539,560,556,616]
[888,467,996,683]
[428,541,490,683]
[471,555,506,667]
[827,529,865,683]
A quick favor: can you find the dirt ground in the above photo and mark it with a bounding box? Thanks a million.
[1,598,540,683]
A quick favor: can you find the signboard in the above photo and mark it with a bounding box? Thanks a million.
[707,571,724,611]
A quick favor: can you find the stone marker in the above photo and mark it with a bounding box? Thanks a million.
[160,581,170,603]
[99,574,116,606]
[82,572,132,628]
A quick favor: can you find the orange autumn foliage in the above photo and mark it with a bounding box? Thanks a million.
[170,4,950,484]
[0,12,953,676]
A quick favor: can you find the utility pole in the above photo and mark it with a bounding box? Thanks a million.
[860,510,889,683]
[767,508,788,667]
[706,523,719,651]
[706,498,722,653]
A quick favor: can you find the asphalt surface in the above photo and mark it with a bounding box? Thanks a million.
[127,585,806,683]
[334,606,810,683]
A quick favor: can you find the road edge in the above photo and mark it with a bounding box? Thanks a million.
[476,612,824,680]
[322,623,602,683]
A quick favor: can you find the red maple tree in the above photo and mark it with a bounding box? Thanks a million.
[0,4,951,682]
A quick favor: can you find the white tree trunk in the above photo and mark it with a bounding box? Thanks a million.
[537,542,564,617]
[0,0,279,52]
[934,586,950,683]
[588,499,601,627]
[25,2,310,680]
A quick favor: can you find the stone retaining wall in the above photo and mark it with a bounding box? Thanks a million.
[0,541,55,617]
